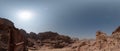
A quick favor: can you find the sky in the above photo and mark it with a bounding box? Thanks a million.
[0,0,120,38]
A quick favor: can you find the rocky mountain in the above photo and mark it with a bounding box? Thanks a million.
[71,27,120,51]
[1,18,120,51]
[27,31,74,49]
[0,18,74,51]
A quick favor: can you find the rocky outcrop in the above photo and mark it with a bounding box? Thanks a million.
[112,26,120,39]
[26,26,120,51]
[27,31,73,49]
[95,31,107,50]
[2,18,120,51]
[96,31,107,41]
[0,18,28,51]
[0,18,14,50]
[76,27,120,51]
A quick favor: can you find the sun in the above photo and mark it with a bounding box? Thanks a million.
[18,10,33,20]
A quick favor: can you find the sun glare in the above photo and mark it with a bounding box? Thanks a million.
[18,10,33,20]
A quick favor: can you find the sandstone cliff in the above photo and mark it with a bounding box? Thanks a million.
[74,27,120,51]
[1,18,120,51]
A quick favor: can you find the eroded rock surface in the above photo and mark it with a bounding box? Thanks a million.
[0,18,27,51]
[1,18,120,51]
[76,27,120,51]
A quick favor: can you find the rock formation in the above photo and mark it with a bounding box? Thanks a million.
[1,18,120,51]
[27,31,73,49]
[76,27,120,51]
[0,18,14,50]
[0,18,80,51]
[0,18,27,51]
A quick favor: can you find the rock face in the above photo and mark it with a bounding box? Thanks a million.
[27,31,73,49]
[0,18,14,50]
[76,27,120,51]
[0,18,27,51]
[0,17,73,50]
[95,31,107,50]
[2,18,120,51]
[112,26,120,39]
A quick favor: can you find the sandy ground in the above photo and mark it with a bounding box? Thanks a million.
[29,48,74,51]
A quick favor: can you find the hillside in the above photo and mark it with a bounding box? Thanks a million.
[0,18,120,51]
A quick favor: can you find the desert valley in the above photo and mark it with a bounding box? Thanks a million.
[0,18,120,51]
